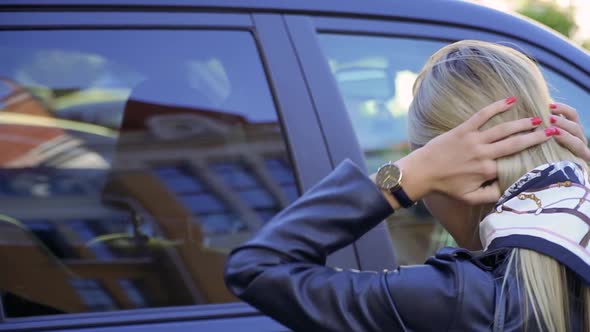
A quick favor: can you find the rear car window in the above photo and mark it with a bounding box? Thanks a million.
[0,29,298,318]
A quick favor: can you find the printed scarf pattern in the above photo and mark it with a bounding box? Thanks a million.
[480,161,590,285]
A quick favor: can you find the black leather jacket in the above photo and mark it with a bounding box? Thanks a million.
[224,160,575,331]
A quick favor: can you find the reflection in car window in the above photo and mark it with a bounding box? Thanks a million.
[0,30,298,318]
[318,34,590,265]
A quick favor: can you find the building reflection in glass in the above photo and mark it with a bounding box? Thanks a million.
[0,29,299,318]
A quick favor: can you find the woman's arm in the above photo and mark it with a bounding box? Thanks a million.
[224,159,460,331]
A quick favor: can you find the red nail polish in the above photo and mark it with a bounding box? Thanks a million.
[545,128,555,136]
[554,127,561,135]
[550,103,557,109]
[550,116,557,124]
[506,96,517,105]
[531,117,542,126]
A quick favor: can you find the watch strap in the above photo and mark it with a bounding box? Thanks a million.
[390,186,415,208]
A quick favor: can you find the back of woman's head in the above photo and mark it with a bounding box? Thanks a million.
[409,40,586,192]
[409,40,589,331]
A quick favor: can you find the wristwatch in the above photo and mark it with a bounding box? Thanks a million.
[375,161,416,208]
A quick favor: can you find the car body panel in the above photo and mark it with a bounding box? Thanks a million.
[2,0,588,73]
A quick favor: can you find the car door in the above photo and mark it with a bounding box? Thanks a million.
[283,13,590,269]
[0,9,353,332]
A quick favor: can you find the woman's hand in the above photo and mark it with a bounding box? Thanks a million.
[549,102,590,161]
[397,97,555,206]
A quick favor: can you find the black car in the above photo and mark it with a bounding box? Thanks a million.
[0,1,588,331]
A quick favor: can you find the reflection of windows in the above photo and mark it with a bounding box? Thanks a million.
[179,193,226,214]
[211,162,280,223]
[211,162,258,188]
[153,165,243,234]
[264,158,298,203]
[69,279,117,311]
[118,279,147,308]
[68,220,115,260]
[28,221,77,259]
[153,166,203,193]
[0,169,105,197]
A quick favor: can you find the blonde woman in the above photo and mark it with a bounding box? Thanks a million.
[224,40,590,331]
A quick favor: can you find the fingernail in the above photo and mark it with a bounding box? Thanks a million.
[545,127,560,136]
[550,115,557,124]
[550,103,557,109]
[531,117,542,126]
[506,96,517,105]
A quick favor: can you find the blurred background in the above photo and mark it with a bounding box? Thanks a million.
[469,0,590,50]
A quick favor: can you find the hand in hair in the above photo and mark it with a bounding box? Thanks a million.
[393,97,556,207]
[549,102,590,161]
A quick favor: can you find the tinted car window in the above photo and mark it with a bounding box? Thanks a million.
[0,30,298,318]
[318,34,590,265]
[542,67,590,128]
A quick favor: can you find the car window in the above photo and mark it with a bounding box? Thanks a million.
[0,30,298,318]
[542,67,590,127]
[317,34,590,265]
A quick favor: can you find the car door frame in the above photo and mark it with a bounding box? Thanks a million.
[282,13,590,271]
[0,9,349,332]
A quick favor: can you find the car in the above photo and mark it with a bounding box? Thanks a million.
[0,0,588,331]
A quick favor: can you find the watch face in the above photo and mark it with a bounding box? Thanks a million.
[376,163,401,190]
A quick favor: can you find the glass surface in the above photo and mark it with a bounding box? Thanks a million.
[318,34,590,265]
[542,67,590,128]
[0,30,298,318]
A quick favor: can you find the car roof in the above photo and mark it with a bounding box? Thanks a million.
[2,0,589,75]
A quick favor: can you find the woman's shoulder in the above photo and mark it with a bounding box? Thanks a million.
[388,247,498,300]
[420,247,510,330]
[384,247,503,331]
[431,246,512,271]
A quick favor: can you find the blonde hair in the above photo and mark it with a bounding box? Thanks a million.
[408,40,589,331]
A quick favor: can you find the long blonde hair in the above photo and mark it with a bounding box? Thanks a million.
[409,40,589,331]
